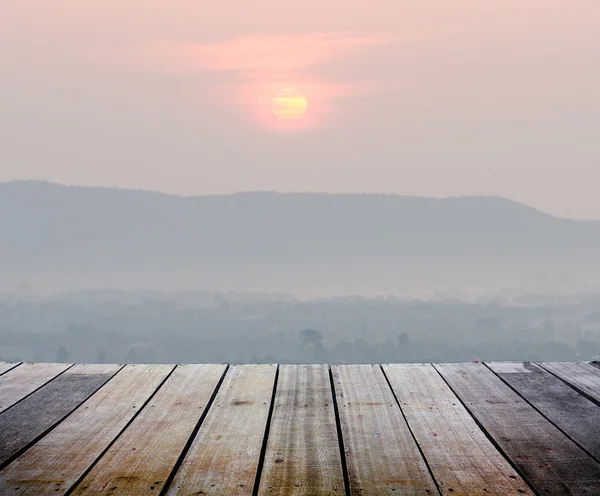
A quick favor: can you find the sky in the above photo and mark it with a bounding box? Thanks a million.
[1,0,599,219]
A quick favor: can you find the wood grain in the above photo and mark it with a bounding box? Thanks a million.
[0,363,72,414]
[73,364,226,495]
[539,362,600,404]
[0,362,21,376]
[0,364,172,495]
[435,362,600,495]
[384,363,531,495]
[257,365,345,495]
[488,361,600,462]
[0,361,597,494]
[333,364,438,495]
[167,364,275,495]
[0,364,121,469]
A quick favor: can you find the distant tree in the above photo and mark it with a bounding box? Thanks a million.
[56,346,70,363]
[299,329,326,362]
[299,329,323,348]
[397,333,410,350]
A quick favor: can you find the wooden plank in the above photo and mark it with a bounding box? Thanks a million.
[0,364,121,469]
[71,364,226,495]
[0,363,72,413]
[384,364,532,495]
[0,364,173,495]
[257,364,345,495]
[488,362,600,462]
[435,362,600,495]
[0,362,21,376]
[332,364,438,495]
[167,364,276,495]
[539,362,600,404]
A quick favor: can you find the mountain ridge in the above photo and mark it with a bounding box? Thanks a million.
[0,180,574,221]
[1,180,599,294]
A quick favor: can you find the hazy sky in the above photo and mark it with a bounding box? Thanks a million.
[1,0,599,218]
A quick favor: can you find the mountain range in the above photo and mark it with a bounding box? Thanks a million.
[1,181,599,295]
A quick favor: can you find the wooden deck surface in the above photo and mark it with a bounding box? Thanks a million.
[0,361,599,495]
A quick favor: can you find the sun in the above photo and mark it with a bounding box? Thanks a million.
[271,87,308,120]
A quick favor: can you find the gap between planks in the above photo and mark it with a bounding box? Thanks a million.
[538,362,600,407]
[435,362,600,495]
[68,364,226,496]
[0,362,22,377]
[0,363,74,414]
[385,363,532,495]
[0,364,123,471]
[485,361,600,464]
[165,364,275,496]
[0,364,174,495]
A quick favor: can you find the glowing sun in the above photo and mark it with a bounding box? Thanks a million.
[271,87,308,120]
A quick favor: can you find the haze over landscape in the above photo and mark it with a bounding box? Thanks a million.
[2,180,600,297]
[2,179,600,364]
[1,0,600,364]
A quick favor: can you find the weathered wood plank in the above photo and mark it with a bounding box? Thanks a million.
[257,364,345,495]
[0,363,72,414]
[332,364,438,495]
[0,362,21,376]
[435,362,600,495]
[71,364,225,495]
[539,362,600,404]
[167,364,276,495]
[0,364,172,495]
[384,363,532,495]
[0,364,121,469]
[488,362,600,462]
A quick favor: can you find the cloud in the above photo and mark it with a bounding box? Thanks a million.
[147,32,396,129]
[155,32,392,77]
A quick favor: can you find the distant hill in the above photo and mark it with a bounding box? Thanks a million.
[1,181,599,295]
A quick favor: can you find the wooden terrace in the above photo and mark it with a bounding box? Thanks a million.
[1,361,600,495]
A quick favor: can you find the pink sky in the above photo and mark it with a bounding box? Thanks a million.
[1,0,599,218]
